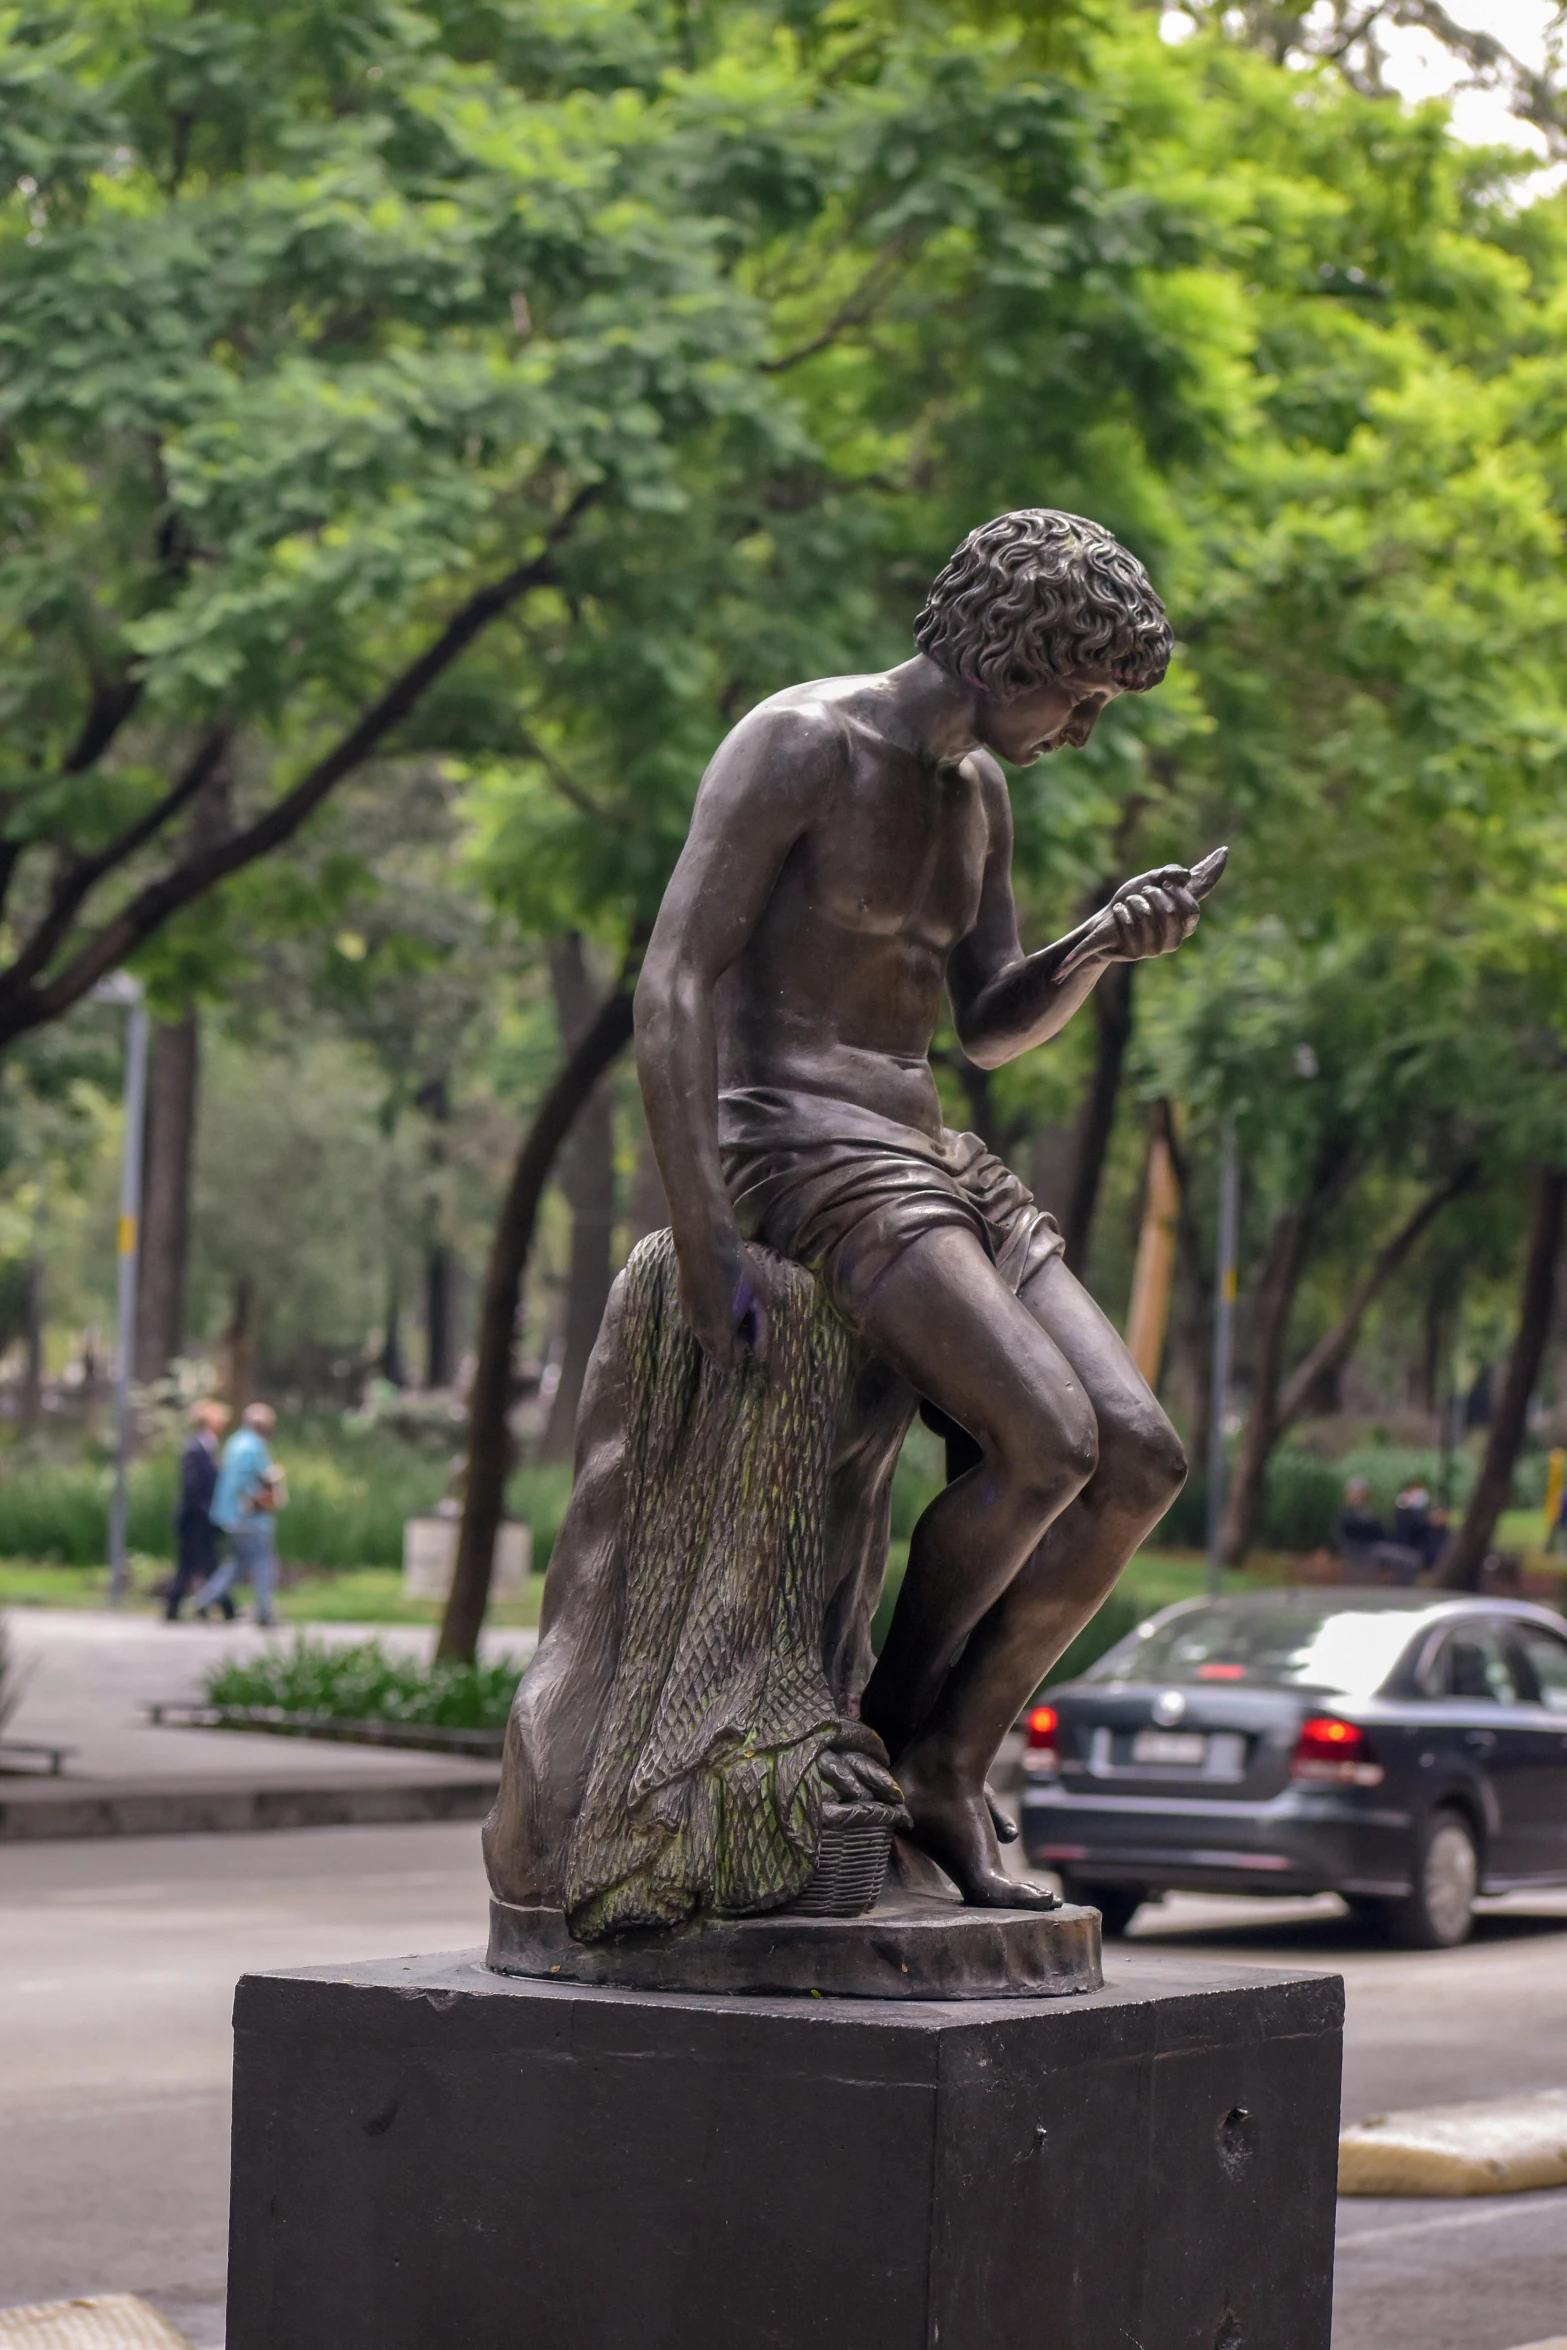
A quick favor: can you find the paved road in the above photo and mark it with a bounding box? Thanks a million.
[1124,1889,1567,2350]
[0,1822,492,2348]
[0,1825,1562,2349]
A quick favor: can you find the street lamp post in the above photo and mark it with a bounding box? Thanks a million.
[1205,1118,1239,1599]
[95,974,149,1604]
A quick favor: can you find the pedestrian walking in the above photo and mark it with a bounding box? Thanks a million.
[166,1400,230,1621]
[195,1402,285,1627]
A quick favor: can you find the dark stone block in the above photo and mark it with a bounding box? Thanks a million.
[227,1946,1342,2350]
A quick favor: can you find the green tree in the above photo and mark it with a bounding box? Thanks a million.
[0,0,792,1044]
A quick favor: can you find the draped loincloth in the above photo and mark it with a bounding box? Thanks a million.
[719,1084,1063,1331]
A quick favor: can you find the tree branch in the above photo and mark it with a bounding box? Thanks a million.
[0,489,598,1045]
[63,675,146,777]
[1390,0,1567,150]
[760,231,918,374]
[1436,1164,1567,1589]
[1273,1161,1479,1433]
[513,724,624,827]
[438,955,641,1663]
[0,726,232,1016]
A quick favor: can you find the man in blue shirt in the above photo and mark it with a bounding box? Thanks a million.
[195,1402,281,1626]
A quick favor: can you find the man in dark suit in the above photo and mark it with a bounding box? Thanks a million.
[166,1400,230,1620]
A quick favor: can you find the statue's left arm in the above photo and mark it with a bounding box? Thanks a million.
[947,756,1208,1071]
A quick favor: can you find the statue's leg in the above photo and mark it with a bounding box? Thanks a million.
[818,1346,919,1714]
[891,1254,1187,1907]
[483,1276,633,1908]
[851,1225,1100,1782]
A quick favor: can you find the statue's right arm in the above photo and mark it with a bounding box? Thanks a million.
[634,702,841,1369]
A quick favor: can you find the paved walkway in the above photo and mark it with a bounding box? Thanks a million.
[0,1610,533,1838]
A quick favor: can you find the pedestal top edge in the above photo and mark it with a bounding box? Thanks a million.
[233,1946,1344,2032]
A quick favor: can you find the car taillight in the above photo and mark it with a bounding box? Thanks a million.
[1292,1715,1384,1788]
[1023,1704,1059,1775]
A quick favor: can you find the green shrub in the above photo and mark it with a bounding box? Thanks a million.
[203,1636,525,1729]
[1150,1441,1504,1557]
[889,1423,945,1540]
[0,1434,573,1573]
[1258,1451,1344,1551]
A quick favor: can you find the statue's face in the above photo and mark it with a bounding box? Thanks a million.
[975,668,1121,766]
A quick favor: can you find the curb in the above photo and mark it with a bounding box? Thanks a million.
[0,1772,499,1843]
[1340,2089,1567,2196]
[0,2296,192,2346]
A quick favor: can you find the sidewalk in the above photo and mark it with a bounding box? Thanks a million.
[0,1610,532,1842]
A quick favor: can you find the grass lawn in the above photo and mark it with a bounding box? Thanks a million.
[0,1556,545,1630]
[3,1532,1555,1639]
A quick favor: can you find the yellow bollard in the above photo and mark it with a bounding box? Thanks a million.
[1544,1445,1565,1546]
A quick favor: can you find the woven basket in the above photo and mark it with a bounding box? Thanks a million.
[790,1802,893,1917]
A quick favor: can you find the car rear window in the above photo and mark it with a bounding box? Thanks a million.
[1086,1602,1423,1697]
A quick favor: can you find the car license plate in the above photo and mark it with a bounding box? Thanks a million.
[1131,1729,1208,1767]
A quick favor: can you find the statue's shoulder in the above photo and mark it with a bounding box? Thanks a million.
[706,683,857,802]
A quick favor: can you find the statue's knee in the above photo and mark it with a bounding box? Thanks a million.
[1100,1407,1187,1520]
[1001,1392,1098,1521]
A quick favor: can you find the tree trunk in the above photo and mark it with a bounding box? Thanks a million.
[437,976,637,1664]
[424,1242,455,1388]
[133,1011,199,1381]
[21,1245,43,1427]
[220,1273,254,1415]
[1220,1158,1473,1565]
[418,1075,457,1388]
[1061,962,1134,1274]
[1437,1165,1567,1590]
[1272,1164,1478,1435]
[1124,1124,1181,1389]
[1219,1203,1312,1565]
[379,1266,405,1388]
[628,1116,670,1246]
[1157,1101,1213,1469]
[542,937,618,1460]
[952,1057,1000,1155]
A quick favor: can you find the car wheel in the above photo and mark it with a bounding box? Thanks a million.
[1381,1809,1479,1950]
[1061,1878,1145,1937]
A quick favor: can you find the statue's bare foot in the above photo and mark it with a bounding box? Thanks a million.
[896,1748,1060,1911]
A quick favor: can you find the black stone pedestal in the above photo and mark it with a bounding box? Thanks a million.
[227,1947,1342,2350]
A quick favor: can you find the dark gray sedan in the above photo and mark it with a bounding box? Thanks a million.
[1019,1590,1567,1946]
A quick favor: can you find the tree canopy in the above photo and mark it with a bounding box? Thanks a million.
[4,0,1567,1599]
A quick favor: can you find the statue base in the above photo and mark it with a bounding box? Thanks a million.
[486,1888,1103,1998]
[226,1947,1342,2350]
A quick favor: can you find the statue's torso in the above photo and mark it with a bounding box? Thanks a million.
[714,677,994,1137]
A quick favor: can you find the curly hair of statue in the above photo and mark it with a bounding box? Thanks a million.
[914,507,1173,697]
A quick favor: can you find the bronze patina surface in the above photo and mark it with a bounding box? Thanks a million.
[485,508,1224,1960]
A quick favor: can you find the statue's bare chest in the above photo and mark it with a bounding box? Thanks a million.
[796,750,988,948]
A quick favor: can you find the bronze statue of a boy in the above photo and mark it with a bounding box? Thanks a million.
[487,508,1217,1932]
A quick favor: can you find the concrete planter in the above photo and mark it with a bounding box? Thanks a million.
[401,1514,530,1600]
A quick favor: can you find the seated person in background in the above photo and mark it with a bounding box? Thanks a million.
[1337,1477,1384,1581]
[1392,1481,1436,1563]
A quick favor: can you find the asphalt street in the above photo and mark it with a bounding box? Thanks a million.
[1123,1888,1567,2350]
[0,1822,1562,2350]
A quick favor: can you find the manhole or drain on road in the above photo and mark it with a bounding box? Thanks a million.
[0,2298,192,2348]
